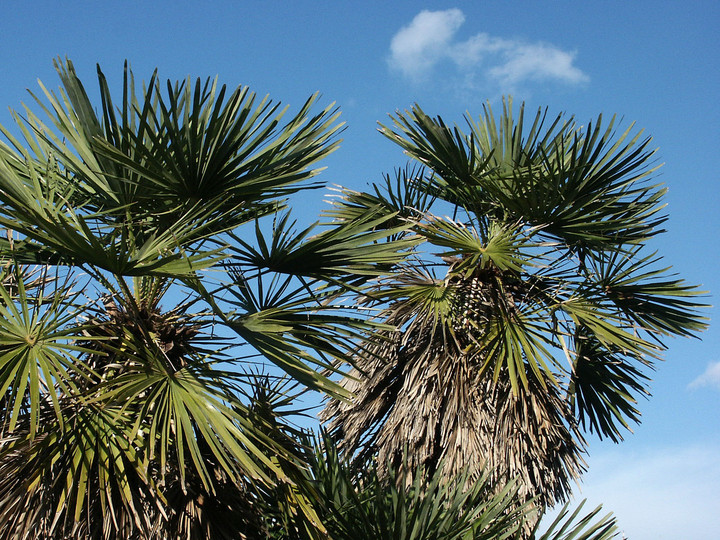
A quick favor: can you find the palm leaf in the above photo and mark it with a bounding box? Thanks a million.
[0,266,96,437]
[229,207,417,279]
[0,402,156,539]
[323,164,435,229]
[534,499,618,540]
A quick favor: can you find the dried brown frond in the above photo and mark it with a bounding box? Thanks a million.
[322,267,586,516]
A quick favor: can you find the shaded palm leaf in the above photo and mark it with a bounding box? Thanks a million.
[569,327,650,442]
[0,401,156,540]
[214,271,385,397]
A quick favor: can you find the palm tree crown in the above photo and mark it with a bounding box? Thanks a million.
[322,99,708,510]
[0,58,410,539]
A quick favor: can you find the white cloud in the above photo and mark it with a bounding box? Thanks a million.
[388,9,588,88]
[489,43,588,86]
[448,32,511,67]
[388,8,465,79]
[688,361,720,390]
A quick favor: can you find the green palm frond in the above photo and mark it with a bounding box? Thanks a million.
[380,105,490,197]
[229,207,417,280]
[568,327,650,442]
[588,247,708,338]
[0,402,156,540]
[243,376,329,540]
[534,500,618,540]
[217,274,384,397]
[0,58,344,280]
[0,151,227,276]
[465,97,569,173]
[92,86,343,225]
[417,217,527,276]
[27,59,343,221]
[558,296,659,360]
[323,164,435,228]
[0,265,96,437]
[381,99,667,250]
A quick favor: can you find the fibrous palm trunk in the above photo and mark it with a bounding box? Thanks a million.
[322,267,585,511]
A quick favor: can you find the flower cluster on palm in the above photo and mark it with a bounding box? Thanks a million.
[322,100,707,512]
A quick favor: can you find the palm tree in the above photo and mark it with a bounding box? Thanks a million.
[321,99,708,515]
[0,59,410,539]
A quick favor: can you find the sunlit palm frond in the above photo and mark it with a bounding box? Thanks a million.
[534,499,619,540]
[28,59,343,225]
[323,164,435,229]
[0,154,227,276]
[228,206,417,280]
[380,104,489,201]
[381,98,667,250]
[0,265,96,438]
[0,58,344,281]
[416,216,527,276]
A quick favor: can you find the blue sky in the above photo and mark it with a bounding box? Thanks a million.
[2,1,719,537]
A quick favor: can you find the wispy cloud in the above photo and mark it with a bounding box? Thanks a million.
[688,361,720,390]
[388,8,465,80]
[488,43,588,86]
[542,444,720,539]
[388,9,588,89]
